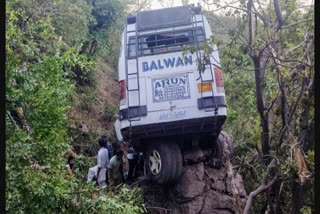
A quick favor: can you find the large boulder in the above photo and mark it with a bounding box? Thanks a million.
[183,148,209,164]
[140,133,246,214]
[142,163,247,214]
[172,163,205,203]
[172,195,204,214]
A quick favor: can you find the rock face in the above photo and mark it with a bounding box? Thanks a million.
[183,148,208,164]
[172,163,205,203]
[79,124,89,136]
[139,133,246,214]
[141,163,247,214]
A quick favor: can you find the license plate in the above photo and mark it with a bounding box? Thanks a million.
[197,82,212,92]
[152,74,191,103]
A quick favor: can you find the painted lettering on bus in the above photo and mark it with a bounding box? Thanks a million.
[154,77,186,89]
[142,55,193,72]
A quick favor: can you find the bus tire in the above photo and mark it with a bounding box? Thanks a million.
[145,143,182,184]
[167,143,183,183]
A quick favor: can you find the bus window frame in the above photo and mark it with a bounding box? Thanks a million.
[127,27,205,59]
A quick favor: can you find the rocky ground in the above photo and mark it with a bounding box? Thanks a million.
[133,157,247,214]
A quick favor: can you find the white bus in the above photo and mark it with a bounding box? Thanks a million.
[115,6,227,184]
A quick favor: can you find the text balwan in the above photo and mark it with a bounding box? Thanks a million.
[142,55,193,72]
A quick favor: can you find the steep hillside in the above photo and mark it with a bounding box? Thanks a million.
[5,1,147,213]
[67,56,120,156]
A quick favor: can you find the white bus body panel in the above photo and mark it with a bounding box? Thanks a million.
[116,10,226,140]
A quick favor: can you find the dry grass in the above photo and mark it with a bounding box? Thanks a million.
[68,56,119,141]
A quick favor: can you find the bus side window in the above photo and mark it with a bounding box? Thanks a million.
[195,27,205,43]
[128,36,136,57]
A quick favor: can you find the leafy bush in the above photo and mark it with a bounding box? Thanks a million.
[103,102,117,122]
[82,0,126,65]
[71,186,147,213]
[6,2,146,213]
[79,85,98,111]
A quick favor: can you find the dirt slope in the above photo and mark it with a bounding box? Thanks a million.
[67,57,119,156]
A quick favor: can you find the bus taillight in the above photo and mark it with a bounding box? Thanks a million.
[214,68,224,87]
[119,80,126,100]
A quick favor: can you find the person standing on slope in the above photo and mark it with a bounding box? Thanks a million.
[127,141,138,184]
[87,137,109,187]
[108,148,124,188]
[66,155,75,178]
[102,135,114,160]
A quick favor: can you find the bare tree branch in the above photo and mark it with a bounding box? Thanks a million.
[273,0,283,31]
[252,2,269,27]
[247,0,253,50]
[288,77,307,123]
[6,111,19,130]
[203,0,248,13]
[281,19,313,29]
[286,39,308,54]
[243,159,278,214]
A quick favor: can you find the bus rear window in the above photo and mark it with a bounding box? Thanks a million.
[127,27,205,58]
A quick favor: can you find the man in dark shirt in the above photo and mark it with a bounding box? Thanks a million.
[102,136,114,160]
[66,155,75,178]
[127,142,138,183]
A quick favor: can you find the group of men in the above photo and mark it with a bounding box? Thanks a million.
[66,136,141,188]
[86,136,125,188]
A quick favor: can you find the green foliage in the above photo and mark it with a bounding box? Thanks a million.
[63,48,95,87]
[6,1,145,213]
[94,187,146,213]
[83,0,126,65]
[6,6,76,212]
[103,102,117,121]
[196,1,314,212]
[306,150,314,172]
[63,185,146,213]
[51,0,94,47]
[79,85,99,111]
[300,206,312,214]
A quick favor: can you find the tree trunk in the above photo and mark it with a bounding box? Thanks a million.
[80,41,90,54]
[253,53,270,158]
[291,181,311,214]
[89,40,97,55]
[279,80,288,145]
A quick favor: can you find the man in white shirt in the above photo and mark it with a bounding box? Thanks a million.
[87,137,109,187]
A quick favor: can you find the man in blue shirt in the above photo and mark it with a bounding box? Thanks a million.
[102,135,113,160]
[127,141,138,183]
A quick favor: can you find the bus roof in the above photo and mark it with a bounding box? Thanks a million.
[135,6,200,31]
